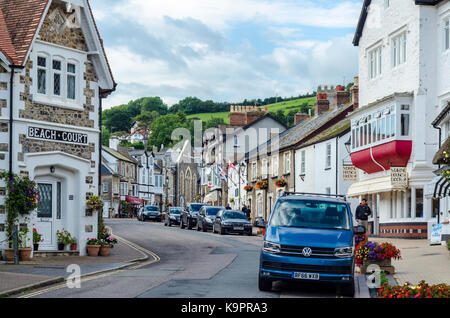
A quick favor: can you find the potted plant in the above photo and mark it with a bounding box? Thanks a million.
[86,238,101,256]
[18,228,32,261]
[355,240,401,274]
[69,237,78,251]
[33,227,43,251]
[275,179,287,188]
[56,229,72,251]
[244,185,253,192]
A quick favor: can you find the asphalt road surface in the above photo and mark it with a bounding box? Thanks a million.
[18,218,346,298]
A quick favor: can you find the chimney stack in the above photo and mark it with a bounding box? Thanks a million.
[335,85,350,107]
[314,93,330,115]
[109,137,120,151]
[294,113,309,125]
[351,76,359,109]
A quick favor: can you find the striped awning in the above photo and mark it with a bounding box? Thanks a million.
[424,175,450,199]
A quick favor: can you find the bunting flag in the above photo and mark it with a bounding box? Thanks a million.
[217,165,228,181]
[228,160,237,172]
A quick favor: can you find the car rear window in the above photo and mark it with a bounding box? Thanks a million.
[223,211,247,219]
[190,204,204,212]
[270,199,350,230]
[145,206,159,211]
[206,207,223,215]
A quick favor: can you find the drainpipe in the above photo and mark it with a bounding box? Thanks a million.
[432,123,442,169]
[8,64,24,265]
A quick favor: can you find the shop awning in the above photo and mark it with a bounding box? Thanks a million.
[347,176,407,198]
[203,191,218,203]
[424,175,450,199]
[125,195,143,205]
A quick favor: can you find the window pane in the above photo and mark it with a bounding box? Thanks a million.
[415,189,423,218]
[377,119,381,141]
[53,60,61,70]
[67,75,75,99]
[38,56,46,67]
[386,116,390,138]
[401,114,410,136]
[368,123,371,144]
[67,63,76,73]
[391,114,396,137]
[57,182,61,220]
[37,184,52,218]
[38,69,46,94]
[54,73,61,96]
[381,117,386,139]
[372,121,377,142]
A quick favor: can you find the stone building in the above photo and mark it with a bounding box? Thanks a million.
[0,0,115,256]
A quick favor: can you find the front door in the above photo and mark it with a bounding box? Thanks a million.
[35,181,62,250]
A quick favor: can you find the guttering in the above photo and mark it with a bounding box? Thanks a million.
[9,65,25,177]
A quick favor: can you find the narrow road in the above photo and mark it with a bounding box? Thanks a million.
[17,219,345,298]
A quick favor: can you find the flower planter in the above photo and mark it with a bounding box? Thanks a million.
[99,245,110,256]
[57,243,65,251]
[86,245,100,256]
[4,248,15,261]
[19,248,32,261]
[33,243,39,251]
[360,259,395,275]
[70,243,78,251]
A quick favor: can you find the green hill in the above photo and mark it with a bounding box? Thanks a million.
[187,96,315,124]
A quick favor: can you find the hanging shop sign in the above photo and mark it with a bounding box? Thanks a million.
[27,126,88,145]
[391,166,408,187]
[343,165,357,182]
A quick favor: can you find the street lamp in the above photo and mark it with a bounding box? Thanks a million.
[344,136,351,154]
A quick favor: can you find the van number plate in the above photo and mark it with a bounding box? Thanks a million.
[293,272,320,280]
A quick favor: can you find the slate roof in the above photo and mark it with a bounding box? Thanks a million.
[299,119,351,149]
[103,146,135,164]
[248,103,353,159]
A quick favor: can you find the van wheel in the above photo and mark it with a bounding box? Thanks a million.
[258,275,272,292]
[341,282,355,298]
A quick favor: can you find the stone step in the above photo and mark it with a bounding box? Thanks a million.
[33,250,79,258]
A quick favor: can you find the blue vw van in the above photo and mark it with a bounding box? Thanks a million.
[258,192,365,297]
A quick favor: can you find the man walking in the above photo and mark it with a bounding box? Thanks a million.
[355,199,371,233]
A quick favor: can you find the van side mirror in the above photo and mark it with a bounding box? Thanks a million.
[353,225,366,235]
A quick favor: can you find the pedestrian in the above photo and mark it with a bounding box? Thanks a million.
[242,205,251,221]
[355,198,371,233]
[226,204,232,210]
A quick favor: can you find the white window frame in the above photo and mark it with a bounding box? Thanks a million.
[252,162,257,180]
[444,17,450,52]
[300,150,306,175]
[392,32,407,68]
[37,54,49,95]
[368,46,382,79]
[272,156,278,177]
[285,152,291,174]
[325,143,332,169]
[103,182,108,193]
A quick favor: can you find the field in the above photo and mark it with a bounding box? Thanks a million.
[186,96,315,124]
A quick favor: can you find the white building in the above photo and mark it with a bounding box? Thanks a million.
[0,0,115,256]
[347,0,450,238]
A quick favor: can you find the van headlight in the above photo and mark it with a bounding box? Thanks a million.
[263,241,281,254]
[334,246,354,258]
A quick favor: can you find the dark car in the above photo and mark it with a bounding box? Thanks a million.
[180,203,206,229]
[213,210,252,235]
[165,207,183,226]
[138,205,161,222]
[197,206,225,232]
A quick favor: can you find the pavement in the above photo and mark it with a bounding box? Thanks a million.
[367,237,450,287]
[0,236,148,297]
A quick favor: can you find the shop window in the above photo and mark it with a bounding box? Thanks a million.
[432,198,440,218]
[415,188,423,218]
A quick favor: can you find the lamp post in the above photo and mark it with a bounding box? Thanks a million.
[344,136,351,154]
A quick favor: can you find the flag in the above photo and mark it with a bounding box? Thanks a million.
[228,160,237,172]
[217,166,228,181]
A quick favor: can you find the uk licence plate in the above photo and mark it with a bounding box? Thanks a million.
[293,272,320,280]
[234,226,244,230]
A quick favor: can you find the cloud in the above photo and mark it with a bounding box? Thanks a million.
[90,0,362,109]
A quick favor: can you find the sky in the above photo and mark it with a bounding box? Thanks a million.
[89,0,363,109]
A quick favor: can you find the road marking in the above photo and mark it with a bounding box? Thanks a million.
[18,233,160,298]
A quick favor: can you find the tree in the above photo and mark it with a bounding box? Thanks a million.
[138,97,168,115]
[103,106,132,132]
[147,113,189,149]
[101,126,111,146]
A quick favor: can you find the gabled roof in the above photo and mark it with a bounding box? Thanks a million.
[0,0,49,65]
[353,0,445,46]
[0,0,115,88]
[241,113,288,131]
[102,146,135,164]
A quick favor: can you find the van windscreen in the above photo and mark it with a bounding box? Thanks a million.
[269,200,350,230]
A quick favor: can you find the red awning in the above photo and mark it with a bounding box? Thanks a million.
[125,196,143,205]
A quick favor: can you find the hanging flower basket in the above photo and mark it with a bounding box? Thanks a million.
[275,179,287,188]
[244,185,253,192]
[86,195,104,211]
[255,180,268,189]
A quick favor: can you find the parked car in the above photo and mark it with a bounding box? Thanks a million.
[180,203,206,229]
[213,210,252,235]
[197,206,225,232]
[138,205,161,222]
[258,192,365,297]
[165,207,183,226]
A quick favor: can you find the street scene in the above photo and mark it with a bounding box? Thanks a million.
[1,0,450,305]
